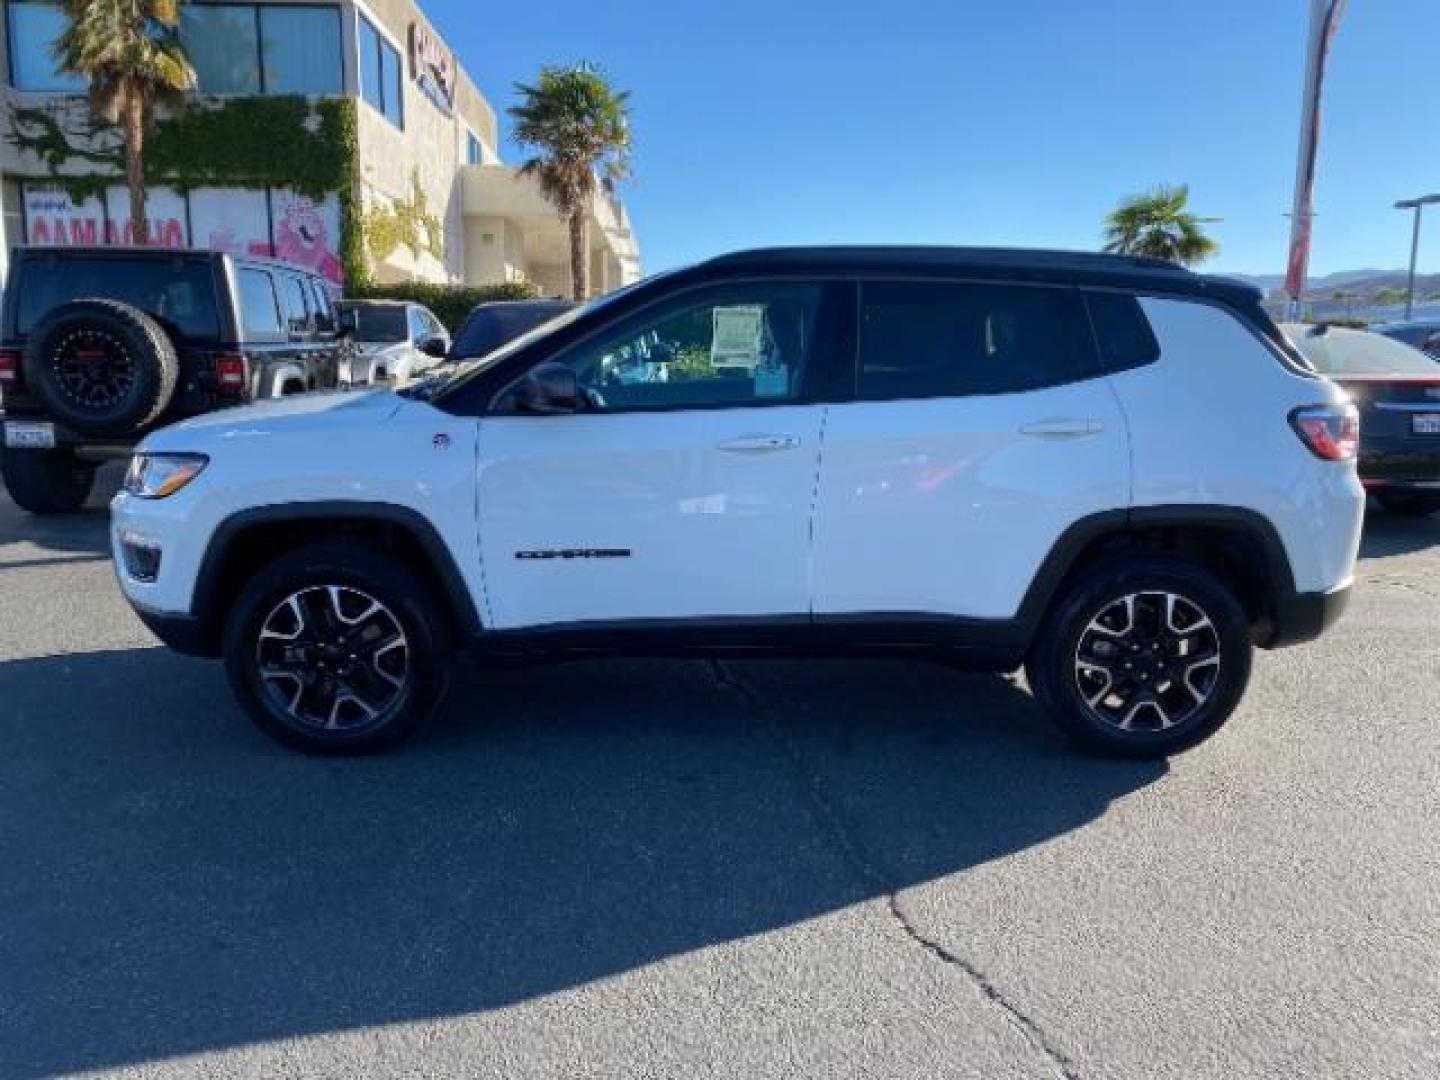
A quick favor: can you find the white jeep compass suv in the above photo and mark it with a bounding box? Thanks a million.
[111,248,1364,757]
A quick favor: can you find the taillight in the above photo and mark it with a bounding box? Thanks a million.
[0,348,19,384]
[214,354,246,392]
[1290,402,1360,461]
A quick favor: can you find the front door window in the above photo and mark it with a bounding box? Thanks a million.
[546,283,824,411]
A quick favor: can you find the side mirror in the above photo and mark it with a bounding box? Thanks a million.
[513,362,579,415]
[418,334,449,360]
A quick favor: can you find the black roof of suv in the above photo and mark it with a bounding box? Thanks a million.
[696,246,1262,304]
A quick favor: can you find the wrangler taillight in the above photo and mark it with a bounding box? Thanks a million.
[215,354,246,392]
[1290,402,1360,461]
[0,349,19,383]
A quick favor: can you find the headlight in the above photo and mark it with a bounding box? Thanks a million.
[122,453,209,499]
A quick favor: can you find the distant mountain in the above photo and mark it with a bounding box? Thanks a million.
[1227,268,1440,317]
[1227,268,1425,295]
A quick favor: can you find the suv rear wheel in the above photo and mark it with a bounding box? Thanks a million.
[223,543,450,753]
[1026,557,1253,758]
[1,448,96,514]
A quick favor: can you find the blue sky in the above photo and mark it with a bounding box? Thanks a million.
[424,0,1440,277]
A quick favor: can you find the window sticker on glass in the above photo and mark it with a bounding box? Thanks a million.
[711,306,765,369]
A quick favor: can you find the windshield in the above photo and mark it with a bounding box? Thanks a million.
[1285,325,1440,377]
[422,275,669,402]
[340,303,407,343]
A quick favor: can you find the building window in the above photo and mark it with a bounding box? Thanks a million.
[7,0,86,92]
[178,3,341,97]
[181,4,261,95]
[358,15,403,129]
[466,132,483,165]
[259,6,342,95]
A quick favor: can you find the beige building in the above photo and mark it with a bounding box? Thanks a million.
[0,0,641,295]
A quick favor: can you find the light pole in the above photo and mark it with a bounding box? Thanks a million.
[1395,195,1440,320]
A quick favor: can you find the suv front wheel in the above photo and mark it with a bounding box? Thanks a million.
[223,543,451,753]
[1026,557,1253,758]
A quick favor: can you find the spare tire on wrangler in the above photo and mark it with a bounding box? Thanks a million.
[21,299,178,436]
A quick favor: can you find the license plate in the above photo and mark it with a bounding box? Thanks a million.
[3,421,56,449]
[1412,414,1440,435]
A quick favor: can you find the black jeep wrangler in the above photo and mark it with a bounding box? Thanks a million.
[0,247,350,513]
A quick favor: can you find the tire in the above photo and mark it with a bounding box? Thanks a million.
[1025,557,1253,758]
[223,543,451,753]
[1,448,96,514]
[22,299,178,436]
[1377,491,1440,517]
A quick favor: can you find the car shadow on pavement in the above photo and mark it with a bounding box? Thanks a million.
[1359,507,1440,560]
[0,647,1163,1077]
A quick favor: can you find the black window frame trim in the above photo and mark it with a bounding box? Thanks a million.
[435,266,1298,417]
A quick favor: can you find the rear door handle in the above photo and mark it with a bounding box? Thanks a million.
[1019,418,1102,438]
[718,434,801,453]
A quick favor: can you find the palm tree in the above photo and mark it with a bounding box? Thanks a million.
[1102,184,1219,267]
[54,0,195,245]
[509,65,630,300]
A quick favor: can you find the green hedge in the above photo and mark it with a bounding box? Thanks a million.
[347,281,542,332]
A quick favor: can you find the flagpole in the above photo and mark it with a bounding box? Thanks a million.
[1285,0,1347,321]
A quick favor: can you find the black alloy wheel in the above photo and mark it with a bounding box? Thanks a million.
[1027,557,1252,758]
[52,327,138,415]
[255,585,410,732]
[224,543,450,753]
[1072,590,1221,733]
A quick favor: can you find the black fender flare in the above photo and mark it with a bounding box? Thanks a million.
[190,501,483,649]
[1013,504,1297,640]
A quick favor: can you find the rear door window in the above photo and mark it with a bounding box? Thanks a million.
[238,268,282,337]
[17,255,220,339]
[857,281,1096,400]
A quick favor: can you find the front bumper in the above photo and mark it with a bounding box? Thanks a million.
[1263,581,1352,648]
[130,603,219,657]
[111,487,217,651]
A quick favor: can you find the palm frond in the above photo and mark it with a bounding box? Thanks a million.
[1101,184,1220,267]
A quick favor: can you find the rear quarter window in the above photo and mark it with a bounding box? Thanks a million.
[1084,292,1160,373]
[17,255,220,339]
[281,275,311,333]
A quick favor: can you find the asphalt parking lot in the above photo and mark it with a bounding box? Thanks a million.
[2,467,1437,1079]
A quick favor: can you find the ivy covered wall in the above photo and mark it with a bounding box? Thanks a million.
[7,95,370,286]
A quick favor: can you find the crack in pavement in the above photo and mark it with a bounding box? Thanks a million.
[707,659,1083,1080]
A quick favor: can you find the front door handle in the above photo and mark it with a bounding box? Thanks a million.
[718,433,801,453]
[1019,418,1102,438]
